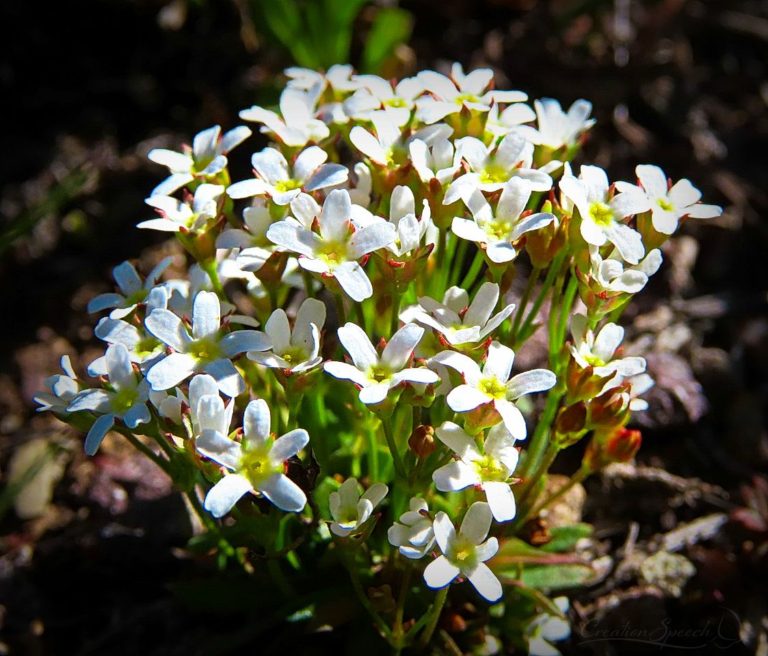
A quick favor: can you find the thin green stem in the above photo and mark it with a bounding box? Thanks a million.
[392,565,412,649]
[527,465,590,520]
[344,553,392,640]
[460,248,485,290]
[515,251,566,346]
[511,266,541,341]
[418,587,449,649]
[119,429,171,474]
[201,258,224,296]
[390,292,401,337]
[382,417,407,480]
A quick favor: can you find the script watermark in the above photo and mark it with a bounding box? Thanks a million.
[579,607,743,650]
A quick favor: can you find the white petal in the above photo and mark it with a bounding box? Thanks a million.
[337,322,377,369]
[483,481,516,522]
[483,342,515,382]
[350,126,388,164]
[347,223,396,259]
[323,361,369,386]
[148,148,193,172]
[266,221,320,258]
[466,562,503,602]
[270,428,309,462]
[447,384,491,412]
[220,330,270,356]
[196,429,241,470]
[359,383,391,405]
[84,414,115,456]
[145,309,191,352]
[424,556,460,589]
[494,399,528,440]
[668,178,701,207]
[594,323,624,361]
[105,343,134,388]
[147,352,198,391]
[604,222,644,265]
[435,421,480,459]
[460,501,492,544]
[506,369,556,398]
[381,323,423,370]
[433,461,479,492]
[68,389,112,413]
[293,146,327,181]
[227,179,269,199]
[204,474,252,518]
[320,189,352,242]
[243,398,270,445]
[465,283,499,329]
[203,358,245,397]
[334,261,373,302]
[88,293,124,314]
[432,512,457,553]
[252,147,289,184]
[510,212,556,241]
[192,292,221,339]
[305,163,349,191]
[258,473,307,512]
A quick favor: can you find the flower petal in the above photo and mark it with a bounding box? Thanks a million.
[196,429,241,470]
[466,562,503,602]
[145,308,192,352]
[483,481,516,522]
[204,474,252,518]
[258,473,307,512]
[84,414,115,456]
[203,358,245,397]
[460,501,492,544]
[424,556,460,589]
[147,352,198,391]
[381,323,423,370]
[270,428,309,462]
[192,291,221,339]
[432,511,457,553]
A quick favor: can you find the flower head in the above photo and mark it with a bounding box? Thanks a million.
[388,497,436,559]
[34,356,79,414]
[516,98,594,150]
[140,184,224,233]
[569,313,646,382]
[197,398,309,516]
[324,322,439,405]
[423,502,502,602]
[88,257,173,319]
[329,477,388,537]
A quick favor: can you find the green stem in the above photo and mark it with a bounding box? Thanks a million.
[201,259,224,296]
[460,248,485,290]
[418,587,449,649]
[390,291,401,337]
[515,251,566,346]
[393,565,412,649]
[344,553,392,640]
[511,266,541,341]
[119,429,171,474]
[382,417,407,480]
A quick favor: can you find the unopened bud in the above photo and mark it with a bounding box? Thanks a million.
[409,424,435,458]
[555,402,587,439]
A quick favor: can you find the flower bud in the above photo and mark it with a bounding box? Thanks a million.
[554,402,588,447]
[408,424,436,458]
[583,426,642,471]
[588,384,630,428]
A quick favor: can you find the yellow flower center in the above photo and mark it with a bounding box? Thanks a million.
[479,163,510,185]
[111,386,138,414]
[188,336,222,363]
[274,178,302,193]
[478,376,507,400]
[367,363,392,384]
[588,202,615,227]
[485,219,513,241]
[240,444,277,486]
[281,346,308,365]
[449,536,478,568]
[384,97,407,109]
[317,240,349,269]
[474,454,508,482]
[657,197,674,212]
[456,92,480,105]
[135,336,161,358]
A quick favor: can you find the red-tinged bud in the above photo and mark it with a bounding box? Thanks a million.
[464,402,502,433]
[583,426,642,471]
[588,388,629,429]
[555,401,587,436]
[408,424,436,458]
[565,359,617,403]
[254,251,289,287]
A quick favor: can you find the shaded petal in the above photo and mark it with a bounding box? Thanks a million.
[334,261,372,302]
[604,222,644,265]
[258,473,307,512]
[252,147,289,184]
[466,562,503,602]
[433,461,479,492]
[347,223,396,259]
[424,556,460,589]
[324,361,368,386]
[145,308,191,352]
[506,369,556,398]
[84,414,115,456]
[494,399,527,440]
[113,261,142,296]
[192,292,221,339]
[594,323,624,361]
[432,512,456,553]
[465,282,499,329]
[220,330,271,356]
[147,352,198,391]
[122,401,151,428]
[244,398,270,445]
[381,323,423,370]
[435,421,481,460]
[337,322,377,369]
[88,293,124,314]
[204,474,252,518]
[270,428,309,462]
[266,221,320,258]
[196,429,241,470]
[68,389,111,413]
[482,342,515,382]
[460,501,492,544]
[203,358,245,397]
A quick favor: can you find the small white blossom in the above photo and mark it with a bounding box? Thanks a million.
[387,497,435,559]
[344,75,423,126]
[240,85,329,148]
[148,125,251,196]
[34,356,79,414]
[87,316,166,377]
[145,291,270,396]
[248,298,326,374]
[615,164,723,235]
[227,146,347,205]
[433,422,520,522]
[433,341,556,439]
[139,184,224,233]
[416,64,527,124]
[197,399,309,516]
[67,344,151,455]
[484,101,537,138]
[324,322,439,405]
[409,282,515,347]
[329,477,388,537]
[559,165,647,264]
[525,597,571,656]
[88,258,173,319]
[516,98,594,150]
[216,200,274,273]
[423,502,502,602]
[408,135,461,186]
[445,133,553,204]
[266,189,395,302]
[589,245,663,294]
[569,314,646,381]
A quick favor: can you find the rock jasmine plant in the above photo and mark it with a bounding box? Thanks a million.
[39,63,723,653]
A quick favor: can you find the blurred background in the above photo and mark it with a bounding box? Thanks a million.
[1,0,767,653]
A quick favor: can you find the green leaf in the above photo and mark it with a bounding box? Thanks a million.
[541,523,593,553]
[360,8,412,74]
[519,563,593,591]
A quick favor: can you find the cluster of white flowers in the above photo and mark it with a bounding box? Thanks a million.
[38,62,722,645]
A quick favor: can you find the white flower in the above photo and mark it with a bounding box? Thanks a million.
[145,291,270,396]
[433,422,520,522]
[627,372,654,411]
[416,64,527,124]
[329,477,388,537]
[324,322,439,405]
[34,356,79,414]
[344,75,423,126]
[67,344,151,455]
[516,98,594,150]
[216,200,274,273]
[525,597,571,656]
[350,110,451,167]
[569,314,646,381]
[559,165,646,264]
[452,178,556,264]
[88,257,173,319]
[423,502,502,602]
[387,497,435,559]
[409,282,515,347]
[432,342,556,439]
[484,101,537,138]
[589,245,662,294]
[445,133,553,203]
[187,374,234,437]
[240,85,330,148]
[248,298,326,374]
[285,64,357,94]
[87,316,166,376]
[148,125,251,196]
[615,164,722,235]
[196,399,309,517]
[139,184,224,233]
[227,146,348,205]
[370,185,436,258]
[266,189,395,301]
[408,135,461,186]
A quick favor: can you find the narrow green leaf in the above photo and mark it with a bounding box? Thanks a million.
[360,7,412,74]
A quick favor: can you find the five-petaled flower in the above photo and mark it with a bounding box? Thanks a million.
[197,398,309,517]
[329,477,388,537]
[388,497,436,559]
[423,501,502,602]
